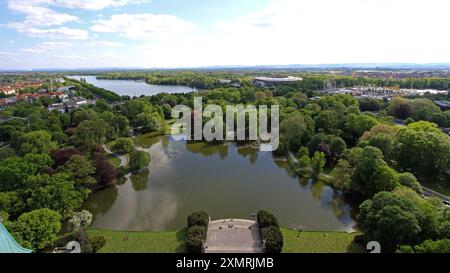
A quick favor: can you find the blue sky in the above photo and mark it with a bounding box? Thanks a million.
[1,0,450,69]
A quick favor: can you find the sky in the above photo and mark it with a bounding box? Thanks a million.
[0,0,450,70]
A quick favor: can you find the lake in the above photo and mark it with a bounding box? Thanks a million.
[67,75,196,96]
[83,135,355,232]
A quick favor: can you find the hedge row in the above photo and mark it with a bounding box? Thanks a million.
[186,211,209,253]
[257,210,283,253]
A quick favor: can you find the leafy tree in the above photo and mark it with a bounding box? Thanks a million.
[280,112,314,152]
[69,210,93,231]
[94,153,117,187]
[344,113,378,141]
[410,239,450,253]
[260,226,283,253]
[63,155,96,188]
[111,138,134,154]
[16,130,57,155]
[410,98,441,121]
[135,112,162,133]
[387,97,412,119]
[257,210,279,228]
[10,208,61,250]
[358,188,441,252]
[24,173,86,216]
[395,121,450,180]
[72,119,109,151]
[129,150,151,172]
[187,211,209,228]
[186,225,206,253]
[0,153,53,192]
[50,148,80,167]
[398,172,422,194]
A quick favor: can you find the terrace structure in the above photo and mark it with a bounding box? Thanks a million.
[0,217,32,253]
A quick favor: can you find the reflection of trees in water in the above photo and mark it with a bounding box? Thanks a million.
[299,177,354,224]
[83,185,119,219]
[184,141,229,159]
[236,146,258,164]
[130,169,150,191]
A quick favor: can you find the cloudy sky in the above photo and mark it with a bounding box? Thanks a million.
[0,0,449,69]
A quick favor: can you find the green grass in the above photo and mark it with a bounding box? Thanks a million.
[87,228,364,253]
[87,229,186,253]
[281,228,364,253]
[106,154,121,168]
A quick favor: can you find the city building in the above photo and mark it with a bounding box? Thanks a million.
[253,76,303,87]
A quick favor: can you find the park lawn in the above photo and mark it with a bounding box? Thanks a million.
[106,154,121,168]
[87,229,186,253]
[281,228,365,253]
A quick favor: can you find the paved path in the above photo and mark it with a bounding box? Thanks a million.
[102,144,128,167]
[205,219,263,253]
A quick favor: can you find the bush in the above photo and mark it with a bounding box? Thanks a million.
[187,211,209,228]
[186,225,207,253]
[257,210,279,229]
[129,150,151,172]
[260,226,283,253]
[90,236,107,253]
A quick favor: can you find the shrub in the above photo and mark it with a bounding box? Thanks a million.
[90,236,107,253]
[257,210,279,228]
[129,150,151,172]
[260,226,283,253]
[187,211,209,228]
[186,225,207,253]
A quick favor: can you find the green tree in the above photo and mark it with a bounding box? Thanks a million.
[72,119,109,151]
[280,112,314,152]
[11,208,61,250]
[63,155,96,188]
[24,173,86,216]
[16,130,57,155]
[111,138,134,154]
[395,121,450,180]
[129,150,151,172]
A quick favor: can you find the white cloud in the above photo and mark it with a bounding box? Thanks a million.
[8,1,79,27]
[20,48,45,54]
[8,24,89,40]
[90,41,123,47]
[48,0,148,10]
[91,13,195,40]
[41,41,73,49]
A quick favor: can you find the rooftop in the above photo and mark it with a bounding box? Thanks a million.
[254,76,303,82]
[0,218,32,253]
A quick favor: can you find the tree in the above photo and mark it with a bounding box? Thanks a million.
[111,138,134,154]
[11,208,61,250]
[63,155,96,188]
[72,119,109,151]
[260,226,283,253]
[387,97,412,119]
[410,98,441,121]
[187,211,209,228]
[129,150,151,172]
[347,146,402,199]
[69,210,93,231]
[366,133,395,162]
[344,113,378,141]
[395,121,450,180]
[94,153,117,187]
[358,188,441,252]
[16,130,57,155]
[186,225,207,253]
[257,210,279,228]
[50,148,80,167]
[280,112,314,152]
[135,112,161,133]
[24,173,86,216]
[409,239,450,253]
[398,172,422,194]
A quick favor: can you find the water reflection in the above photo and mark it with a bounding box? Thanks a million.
[84,135,355,231]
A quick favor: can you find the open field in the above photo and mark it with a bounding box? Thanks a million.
[87,228,364,253]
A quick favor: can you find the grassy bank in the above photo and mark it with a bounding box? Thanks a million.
[87,229,186,253]
[281,228,364,253]
[88,228,363,253]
